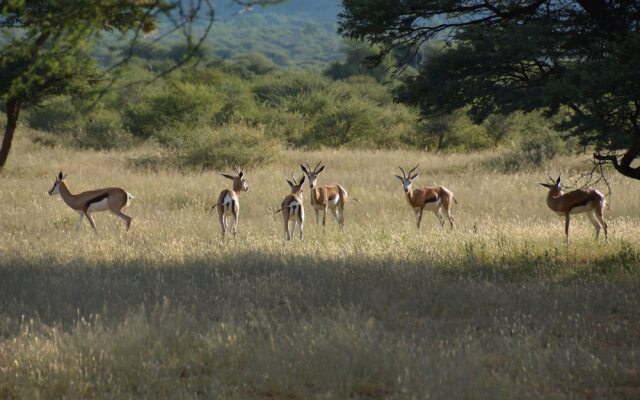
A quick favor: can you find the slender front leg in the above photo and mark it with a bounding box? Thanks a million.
[85,212,98,234]
[75,211,84,231]
[299,220,304,239]
[314,209,320,225]
[322,206,327,227]
[417,208,424,229]
[564,213,571,243]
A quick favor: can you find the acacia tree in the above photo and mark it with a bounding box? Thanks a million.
[339,0,640,180]
[0,0,280,171]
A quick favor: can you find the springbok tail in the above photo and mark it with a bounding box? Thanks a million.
[453,196,458,205]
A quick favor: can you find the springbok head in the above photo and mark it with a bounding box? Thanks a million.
[48,171,67,196]
[300,160,325,189]
[286,173,306,195]
[395,165,420,193]
[539,175,562,191]
[221,166,249,192]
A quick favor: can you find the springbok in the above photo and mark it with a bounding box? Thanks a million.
[47,171,134,233]
[300,161,349,228]
[275,174,305,240]
[395,165,456,230]
[539,176,607,242]
[214,167,249,239]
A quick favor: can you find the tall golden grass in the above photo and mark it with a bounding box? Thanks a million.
[1,132,639,399]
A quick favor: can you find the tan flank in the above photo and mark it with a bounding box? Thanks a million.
[395,165,456,230]
[540,176,608,242]
[300,160,349,229]
[47,171,133,233]
[214,167,249,239]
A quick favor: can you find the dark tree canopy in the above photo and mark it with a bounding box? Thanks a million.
[339,0,640,180]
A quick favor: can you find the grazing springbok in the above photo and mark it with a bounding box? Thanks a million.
[47,171,134,233]
[300,161,349,228]
[214,167,249,239]
[539,176,608,242]
[395,165,456,230]
[275,174,305,241]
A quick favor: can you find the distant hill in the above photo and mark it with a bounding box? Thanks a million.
[215,0,342,23]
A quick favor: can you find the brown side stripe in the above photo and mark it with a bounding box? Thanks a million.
[85,193,108,209]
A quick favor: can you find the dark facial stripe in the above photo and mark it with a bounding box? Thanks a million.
[86,193,108,209]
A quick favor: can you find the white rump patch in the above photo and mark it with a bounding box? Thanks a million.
[223,194,234,214]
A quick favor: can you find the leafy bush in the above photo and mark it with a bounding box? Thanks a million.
[123,83,222,139]
[252,71,330,106]
[81,108,130,150]
[301,99,419,149]
[149,124,280,170]
[26,96,83,134]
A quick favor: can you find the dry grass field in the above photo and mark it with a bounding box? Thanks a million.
[1,132,639,399]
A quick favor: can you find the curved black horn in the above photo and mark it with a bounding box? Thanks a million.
[314,160,322,172]
[408,164,419,176]
[291,172,297,185]
[398,166,406,178]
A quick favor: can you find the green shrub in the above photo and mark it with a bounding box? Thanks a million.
[151,123,280,170]
[26,96,83,134]
[252,72,330,106]
[81,108,130,150]
[302,99,419,149]
[123,83,222,139]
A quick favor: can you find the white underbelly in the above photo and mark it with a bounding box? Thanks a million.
[87,198,109,212]
[414,199,441,212]
[557,204,594,216]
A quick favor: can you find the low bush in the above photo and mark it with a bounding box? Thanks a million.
[150,123,280,170]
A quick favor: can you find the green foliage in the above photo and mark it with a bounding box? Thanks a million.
[340,0,640,179]
[123,83,222,139]
[145,124,280,170]
[325,41,395,83]
[26,97,84,135]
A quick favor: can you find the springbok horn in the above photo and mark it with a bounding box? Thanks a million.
[408,164,419,176]
[304,160,311,171]
[314,160,322,172]
[291,172,297,185]
[398,166,407,178]
[548,175,555,183]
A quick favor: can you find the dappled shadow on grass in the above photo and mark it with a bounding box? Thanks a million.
[0,248,638,332]
[1,251,639,399]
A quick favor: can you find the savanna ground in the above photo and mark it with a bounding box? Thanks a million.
[1,133,639,399]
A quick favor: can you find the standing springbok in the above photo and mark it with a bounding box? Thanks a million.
[395,165,456,230]
[539,176,608,242]
[47,171,134,233]
[215,167,249,239]
[275,174,305,240]
[300,161,349,228]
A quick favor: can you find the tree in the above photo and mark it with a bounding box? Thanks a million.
[339,0,640,180]
[325,41,395,83]
[0,0,281,171]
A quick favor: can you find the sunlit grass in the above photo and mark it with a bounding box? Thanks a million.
[1,133,639,399]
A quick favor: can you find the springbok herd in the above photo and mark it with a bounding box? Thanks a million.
[47,161,609,243]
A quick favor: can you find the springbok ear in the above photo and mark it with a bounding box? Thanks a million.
[411,172,420,180]
[286,179,294,187]
[299,176,305,184]
[394,175,404,181]
[539,183,552,188]
[220,173,235,180]
[58,171,63,180]
[556,176,561,184]
[239,171,244,178]
[316,165,325,174]
[300,164,309,174]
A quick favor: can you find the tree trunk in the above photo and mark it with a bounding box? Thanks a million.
[0,98,21,171]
